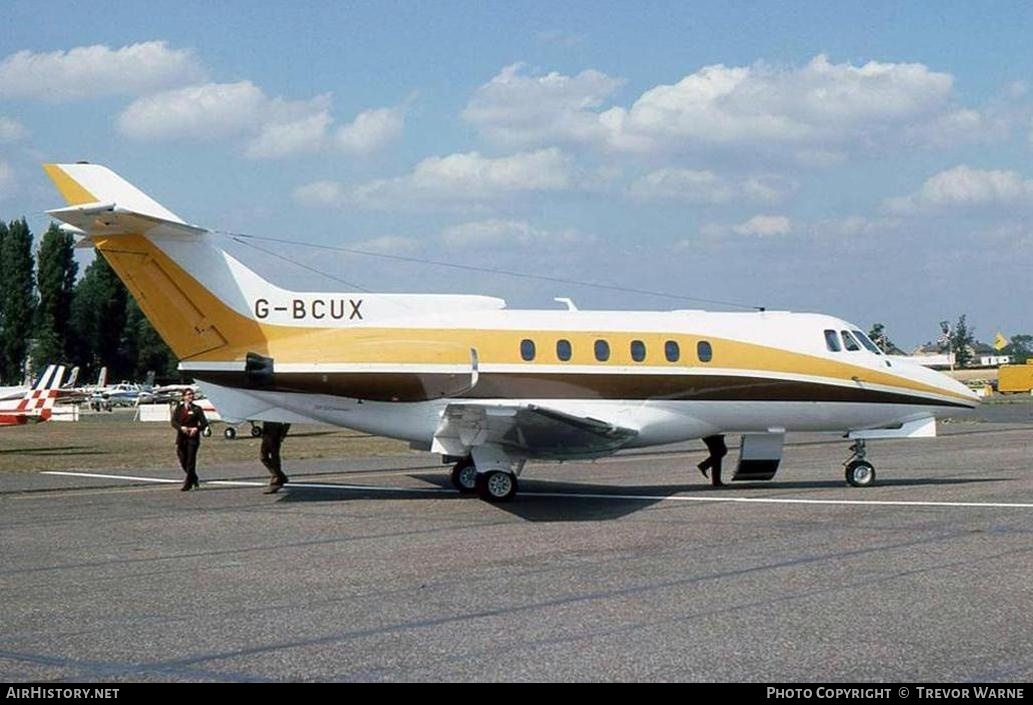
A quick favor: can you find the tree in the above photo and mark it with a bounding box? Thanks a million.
[867,323,900,354]
[0,218,37,382]
[32,223,78,366]
[0,219,7,377]
[1005,334,1032,364]
[950,314,975,369]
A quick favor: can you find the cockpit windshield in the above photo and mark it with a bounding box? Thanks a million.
[823,327,883,355]
[852,330,883,355]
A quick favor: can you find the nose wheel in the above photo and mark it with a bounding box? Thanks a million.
[844,440,876,487]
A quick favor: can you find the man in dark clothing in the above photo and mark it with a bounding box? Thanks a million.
[171,389,208,491]
[260,421,291,494]
[696,434,728,487]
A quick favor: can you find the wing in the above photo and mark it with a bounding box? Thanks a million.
[432,402,638,459]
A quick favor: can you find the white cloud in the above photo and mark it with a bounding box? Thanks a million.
[118,81,268,140]
[246,109,333,159]
[885,165,1033,212]
[684,214,899,247]
[295,148,576,210]
[732,215,792,236]
[462,63,624,147]
[440,219,588,249]
[119,82,402,159]
[0,41,204,101]
[812,215,901,238]
[699,214,792,238]
[335,107,405,155]
[293,180,347,207]
[627,168,792,204]
[465,56,963,156]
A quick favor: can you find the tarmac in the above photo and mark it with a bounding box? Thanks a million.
[2,407,1031,682]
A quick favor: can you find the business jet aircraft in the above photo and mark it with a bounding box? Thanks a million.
[0,364,66,426]
[44,163,978,501]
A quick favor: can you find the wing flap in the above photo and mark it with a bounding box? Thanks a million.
[434,402,638,459]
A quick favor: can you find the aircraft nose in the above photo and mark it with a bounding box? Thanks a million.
[940,371,981,408]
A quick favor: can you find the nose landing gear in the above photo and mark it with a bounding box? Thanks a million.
[844,440,876,487]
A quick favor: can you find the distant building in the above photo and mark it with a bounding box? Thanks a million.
[979,355,1012,366]
[910,341,1011,369]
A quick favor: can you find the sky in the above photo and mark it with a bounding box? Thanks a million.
[1,0,1031,349]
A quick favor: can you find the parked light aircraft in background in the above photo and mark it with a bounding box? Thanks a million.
[0,364,66,426]
[44,163,979,501]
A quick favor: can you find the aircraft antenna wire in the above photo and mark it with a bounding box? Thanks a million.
[218,230,763,311]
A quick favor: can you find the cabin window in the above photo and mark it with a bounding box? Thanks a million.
[520,339,536,361]
[853,330,883,355]
[630,340,646,362]
[594,339,610,362]
[665,340,680,362]
[697,340,713,363]
[840,331,861,351]
[824,329,842,352]
[556,339,572,361]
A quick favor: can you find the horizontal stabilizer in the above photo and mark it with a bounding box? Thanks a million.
[46,204,206,238]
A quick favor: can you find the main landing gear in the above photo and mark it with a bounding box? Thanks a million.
[450,457,478,495]
[844,439,876,487]
[448,451,523,503]
[475,470,518,502]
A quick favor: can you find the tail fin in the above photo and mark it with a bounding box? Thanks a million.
[42,163,185,223]
[44,163,248,362]
[4,365,65,422]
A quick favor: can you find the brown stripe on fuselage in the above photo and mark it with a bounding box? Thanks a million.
[195,370,973,408]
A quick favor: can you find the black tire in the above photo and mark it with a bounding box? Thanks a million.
[845,460,875,487]
[251,425,263,437]
[475,470,518,502]
[224,427,237,440]
[450,458,477,494]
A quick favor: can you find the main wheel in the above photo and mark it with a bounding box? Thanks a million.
[251,425,263,437]
[845,460,875,487]
[450,458,477,494]
[475,470,518,502]
[224,427,237,440]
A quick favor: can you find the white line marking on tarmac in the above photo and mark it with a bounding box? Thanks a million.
[40,471,1033,509]
[41,471,452,493]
